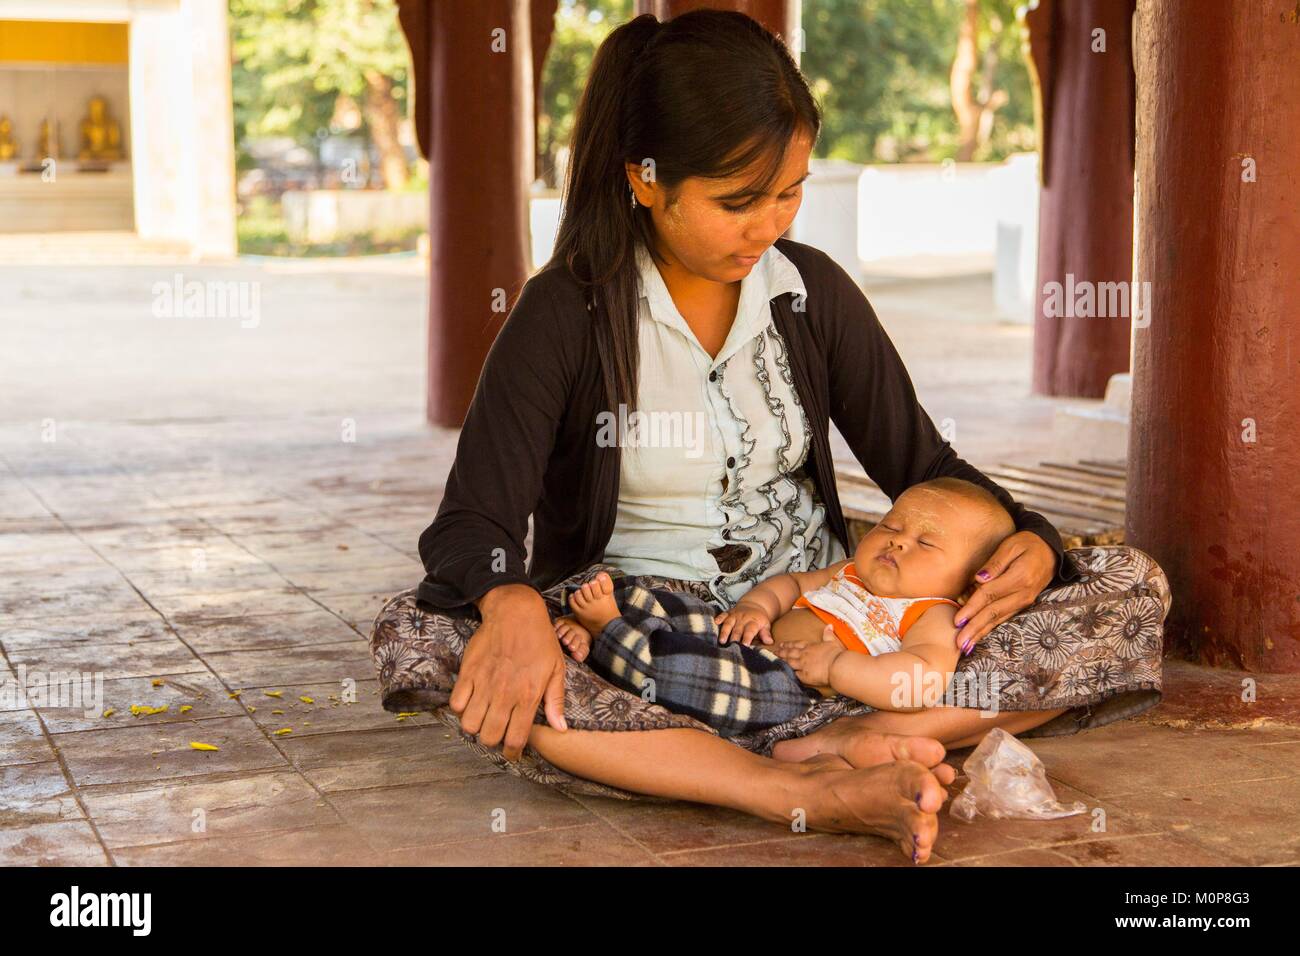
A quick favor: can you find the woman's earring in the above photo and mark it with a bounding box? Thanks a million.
[629,184,638,210]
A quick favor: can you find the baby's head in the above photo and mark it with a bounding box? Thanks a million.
[852,478,1016,600]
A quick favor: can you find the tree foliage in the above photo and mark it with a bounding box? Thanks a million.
[229,0,411,180]
[536,0,1036,185]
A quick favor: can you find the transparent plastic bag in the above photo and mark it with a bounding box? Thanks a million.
[950,728,1086,822]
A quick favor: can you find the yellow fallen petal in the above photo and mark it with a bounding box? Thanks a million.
[298,696,314,704]
[228,691,241,699]
[179,705,192,713]
[151,679,164,687]
[248,705,256,712]
[273,727,293,736]
[190,742,219,751]
[264,690,283,698]
[102,708,115,718]
[271,709,284,715]
[396,712,420,718]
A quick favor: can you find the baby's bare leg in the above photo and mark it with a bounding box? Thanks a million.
[774,707,1068,765]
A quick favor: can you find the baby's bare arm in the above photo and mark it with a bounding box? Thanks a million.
[827,604,961,710]
[732,560,851,621]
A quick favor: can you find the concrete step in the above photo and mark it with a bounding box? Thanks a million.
[0,231,198,264]
[1103,372,1132,412]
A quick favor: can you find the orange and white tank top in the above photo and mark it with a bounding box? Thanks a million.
[793,562,960,656]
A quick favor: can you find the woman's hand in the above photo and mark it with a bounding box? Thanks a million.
[952,531,1056,654]
[451,584,568,761]
[714,602,773,646]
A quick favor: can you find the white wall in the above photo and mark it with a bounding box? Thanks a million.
[528,153,1042,317]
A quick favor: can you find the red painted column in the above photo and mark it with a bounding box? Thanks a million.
[636,0,796,44]
[1025,0,1136,398]
[1129,0,1300,671]
[397,0,538,427]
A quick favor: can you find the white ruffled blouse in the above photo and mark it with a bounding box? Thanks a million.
[602,240,844,607]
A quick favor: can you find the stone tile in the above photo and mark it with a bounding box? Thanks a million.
[278,723,467,772]
[0,821,109,865]
[103,543,268,575]
[1,616,175,650]
[0,582,154,622]
[381,822,658,866]
[1105,776,1300,865]
[204,640,372,687]
[255,542,417,576]
[1021,723,1283,800]
[5,635,199,681]
[573,794,809,856]
[172,608,364,654]
[0,711,54,766]
[665,831,928,867]
[233,528,397,559]
[329,774,595,853]
[56,715,287,787]
[113,825,378,866]
[0,762,82,828]
[305,589,392,629]
[0,564,128,597]
[0,531,97,560]
[933,779,1147,863]
[126,565,288,598]
[82,770,338,848]
[151,586,328,623]
[951,834,1233,867]
[241,679,414,736]
[288,565,423,595]
[301,742,503,793]
[39,671,242,733]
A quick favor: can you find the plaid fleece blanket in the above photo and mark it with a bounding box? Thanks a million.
[582,580,821,738]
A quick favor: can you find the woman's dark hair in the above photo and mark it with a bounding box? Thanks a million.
[546,8,821,414]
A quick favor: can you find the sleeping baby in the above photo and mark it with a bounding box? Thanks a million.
[554,476,1016,739]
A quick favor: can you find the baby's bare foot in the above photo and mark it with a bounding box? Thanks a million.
[553,615,592,662]
[568,571,621,634]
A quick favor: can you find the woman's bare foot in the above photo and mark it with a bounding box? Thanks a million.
[797,758,954,863]
[568,571,621,634]
[773,720,947,771]
[553,615,593,662]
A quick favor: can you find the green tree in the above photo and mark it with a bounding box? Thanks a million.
[801,0,1034,162]
[534,0,1036,176]
[538,0,633,188]
[230,0,412,187]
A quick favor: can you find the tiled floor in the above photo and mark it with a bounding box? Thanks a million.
[1,255,1295,866]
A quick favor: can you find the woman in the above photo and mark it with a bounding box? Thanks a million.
[370,10,1167,862]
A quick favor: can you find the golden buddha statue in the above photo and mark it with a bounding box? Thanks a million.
[0,115,17,161]
[78,95,123,162]
[37,118,59,161]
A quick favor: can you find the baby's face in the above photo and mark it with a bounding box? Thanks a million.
[852,488,987,599]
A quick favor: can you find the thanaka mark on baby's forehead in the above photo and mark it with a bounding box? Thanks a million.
[887,504,945,536]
